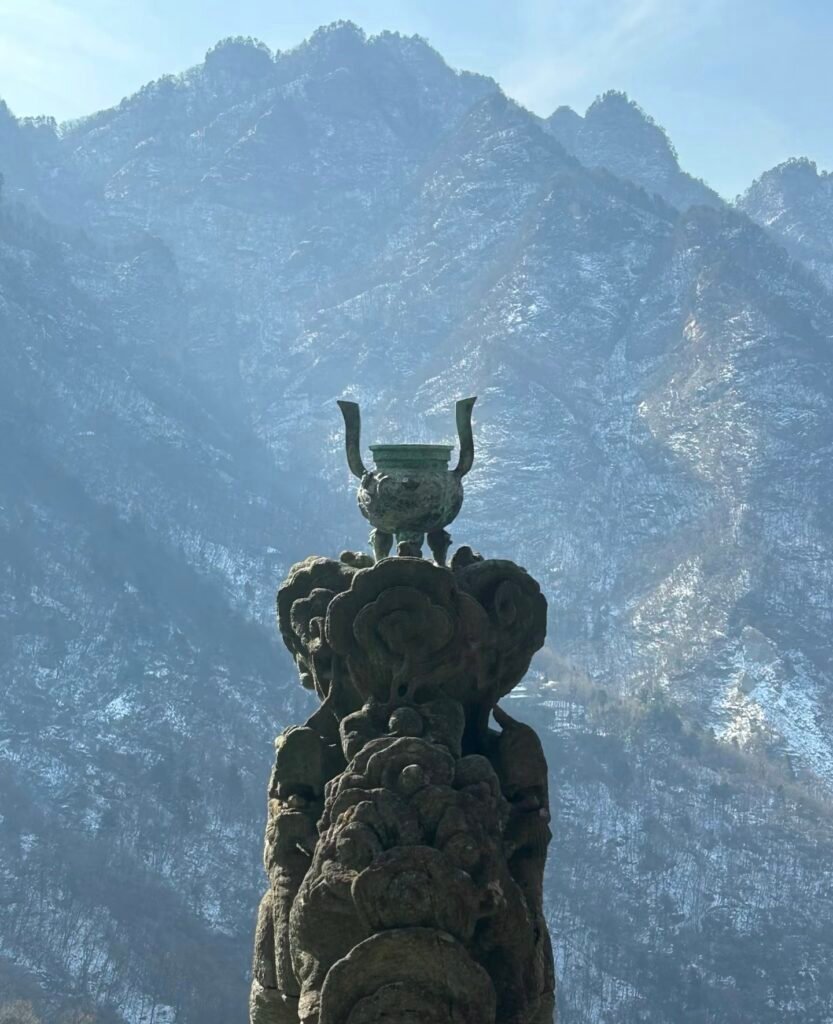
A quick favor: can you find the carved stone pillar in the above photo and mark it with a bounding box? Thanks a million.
[250,402,555,1024]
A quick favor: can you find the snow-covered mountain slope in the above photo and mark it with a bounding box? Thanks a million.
[2,22,832,1024]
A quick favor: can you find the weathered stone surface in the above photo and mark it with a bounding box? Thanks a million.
[318,928,496,1024]
[249,979,300,1024]
[250,548,555,1023]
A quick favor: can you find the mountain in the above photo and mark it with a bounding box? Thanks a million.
[738,157,833,290]
[2,22,833,1024]
[532,681,833,1023]
[544,91,723,211]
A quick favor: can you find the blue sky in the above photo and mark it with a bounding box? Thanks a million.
[0,0,830,198]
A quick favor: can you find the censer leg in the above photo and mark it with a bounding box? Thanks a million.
[396,532,424,558]
[427,528,452,567]
[371,529,394,562]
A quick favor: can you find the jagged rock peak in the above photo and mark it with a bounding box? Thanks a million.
[738,155,833,288]
[587,88,671,127]
[741,156,831,202]
[283,20,496,90]
[544,89,721,210]
[291,19,370,60]
[546,104,583,151]
[576,90,680,168]
[204,36,274,77]
[0,98,59,137]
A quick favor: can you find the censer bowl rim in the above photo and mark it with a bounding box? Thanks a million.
[369,443,453,452]
[369,443,454,464]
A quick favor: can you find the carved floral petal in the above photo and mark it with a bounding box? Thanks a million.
[354,587,454,660]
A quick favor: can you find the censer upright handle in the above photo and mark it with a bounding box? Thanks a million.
[453,396,477,478]
[337,400,367,479]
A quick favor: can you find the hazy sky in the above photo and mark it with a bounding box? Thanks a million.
[0,0,830,198]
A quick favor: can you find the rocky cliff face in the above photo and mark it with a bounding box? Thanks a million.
[738,157,833,290]
[2,22,833,1023]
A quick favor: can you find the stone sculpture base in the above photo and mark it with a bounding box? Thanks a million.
[250,548,555,1024]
